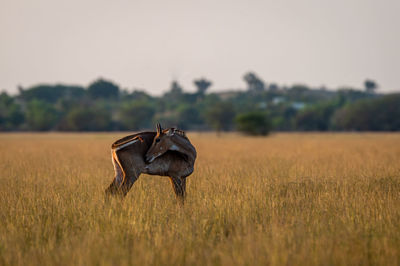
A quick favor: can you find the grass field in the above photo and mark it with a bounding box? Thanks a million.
[0,132,399,266]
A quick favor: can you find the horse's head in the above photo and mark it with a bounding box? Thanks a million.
[145,123,188,163]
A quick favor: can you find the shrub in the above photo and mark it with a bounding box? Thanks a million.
[235,111,272,136]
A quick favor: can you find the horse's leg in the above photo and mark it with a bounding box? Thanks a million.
[106,150,141,197]
[105,151,125,196]
[119,172,140,197]
[120,148,149,197]
[169,176,186,205]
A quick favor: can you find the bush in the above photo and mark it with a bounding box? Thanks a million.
[235,111,272,136]
[0,93,24,130]
[205,102,236,132]
[87,79,119,99]
[332,94,400,131]
[64,107,112,131]
[26,100,59,131]
[119,101,155,130]
[294,102,337,131]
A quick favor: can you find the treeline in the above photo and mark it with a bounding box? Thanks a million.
[0,73,399,133]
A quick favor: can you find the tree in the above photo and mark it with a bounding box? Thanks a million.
[152,111,179,128]
[176,104,202,130]
[332,94,400,131]
[162,80,185,109]
[243,72,265,92]
[123,90,152,101]
[194,78,212,96]
[268,83,279,91]
[119,101,155,130]
[235,111,272,136]
[287,85,310,102]
[364,79,378,94]
[87,78,119,99]
[205,101,236,134]
[0,92,24,130]
[337,88,369,103]
[152,104,201,130]
[294,101,339,131]
[169,80,183,95]
[64,106,112,131]
[19,85,85,103]
[26,100,59,131]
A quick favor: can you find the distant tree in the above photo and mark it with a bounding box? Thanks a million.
[287,85,310,101]
[153,112,179,128]
[127,90,152,101]
[243,72,265,92]
[5,74,396,132]
[120,101,155,130]
[268,83,279,91]
[19,85,85,103]
[163,80,185,100]
[270,105,298,130]
[169,80,183,95]
[0,92,24,130]
[294,102,337,131]
[152,104,201,130]
[194,78,212,96]
[332,94,400,131]
[205,101,236,134]
[235,111,272,136]
[64,107,112,131]
[26,100,59,131]
[337,88,370,103]
[162,80,185,109]
[87,78,119,99]
[195,93,221,117]
[176,104,202,130]
[364,79,378,94]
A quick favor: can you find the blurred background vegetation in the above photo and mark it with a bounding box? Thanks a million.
[0,72,399,134]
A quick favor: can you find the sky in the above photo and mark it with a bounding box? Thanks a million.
[1,0,399,95]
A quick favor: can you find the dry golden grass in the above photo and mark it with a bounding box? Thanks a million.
[0,132,400,266]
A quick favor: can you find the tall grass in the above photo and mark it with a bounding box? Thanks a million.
[0,133,399,265]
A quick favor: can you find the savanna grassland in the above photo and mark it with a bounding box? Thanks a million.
[0,133,400,266]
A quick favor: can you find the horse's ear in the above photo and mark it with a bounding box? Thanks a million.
[156,123,162,134]
[167,128,175,136]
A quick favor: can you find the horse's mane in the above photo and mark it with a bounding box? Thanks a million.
[111,128,188,149]
[165,128,188,140]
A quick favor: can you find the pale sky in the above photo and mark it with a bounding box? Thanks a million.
[1,0,399,95]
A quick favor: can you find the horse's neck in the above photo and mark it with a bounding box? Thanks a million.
[140,132,157,146]
[174,138,197,165]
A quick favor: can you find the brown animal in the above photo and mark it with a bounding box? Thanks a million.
[105,123,197,203]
